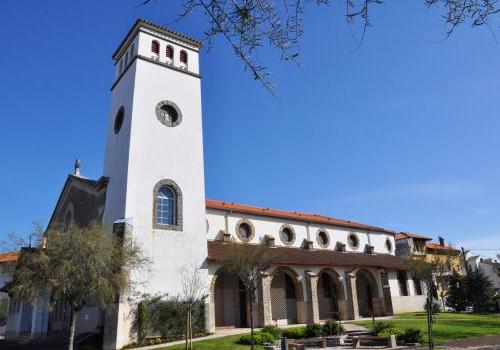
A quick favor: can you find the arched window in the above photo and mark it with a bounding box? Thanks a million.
[180,50,188,64]
[151,40,160,54]
[166,45,174,59]
[156,186,175,225]
[153,180,182,229]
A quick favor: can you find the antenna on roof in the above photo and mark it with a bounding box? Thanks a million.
[74,159,81,177]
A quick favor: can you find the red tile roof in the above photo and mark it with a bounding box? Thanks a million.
[206,200,394,235]
[0,251,19,263]
[395,232,432,241]
[425,242,459,252]
[207,241,406,269]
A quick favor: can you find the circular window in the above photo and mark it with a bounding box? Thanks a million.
[156,101,182,127]
[114,107,125,134]
[235,219,254,242]
[316,230,330,248]
[279,225,295,245]
[347,233,359,249]
[386,238,393,252]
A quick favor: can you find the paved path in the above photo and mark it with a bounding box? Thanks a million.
[133,322,372,350]
[442,335,500,349]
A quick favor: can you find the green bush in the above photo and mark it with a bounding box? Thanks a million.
[378,327,403,338]
[399,328,423,343]
[132,294,207,344]
[321,320,345,336]
[239,331,276,345]
[373,321,395,335]
[304,323,323,338]
[281,327,306,339]
[261,325,282,339]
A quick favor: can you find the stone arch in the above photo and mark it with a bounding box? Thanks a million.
[355,269,380,317]
[152,179,183,230]
[269,267,305,325]
[317,268,346,320]
[210,268,249,328]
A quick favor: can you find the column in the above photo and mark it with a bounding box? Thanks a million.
[305,271,320,324]
[258,272,273,326]
[344,272,360,320]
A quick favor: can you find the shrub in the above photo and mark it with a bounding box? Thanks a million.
[378,327,403,338]
[282,327,306,339]
[239,331,276,345]
[322,320,345,336]
[261,325,282,339]
[132,294,207,344]
[373,321,395,335]
[400,328,423,343]
[304,323,323,338]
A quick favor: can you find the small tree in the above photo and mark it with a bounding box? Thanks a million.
[446,271,468,312]
[405,256,448,350]
[467,269,495,313]
[179,264,208,350]
[220,242,268,350]
[8,223,150,350]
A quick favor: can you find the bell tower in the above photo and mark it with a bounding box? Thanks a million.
[102,19,207,349]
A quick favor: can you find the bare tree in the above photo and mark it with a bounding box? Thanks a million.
[220,242,268,350]
[0,220,44,252]
[179,264,208,350]
[141,0,500,92]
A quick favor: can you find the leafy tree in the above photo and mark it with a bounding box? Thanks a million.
[220,242,268,350]
[8,223,150,350]
[141,0,500,92]
[467,269,495,313]
[405,256,448,349]
[446,271,468,312]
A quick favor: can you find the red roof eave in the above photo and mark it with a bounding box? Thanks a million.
[206,200,394,235]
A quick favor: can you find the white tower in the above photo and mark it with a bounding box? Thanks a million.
[102,19,207,349]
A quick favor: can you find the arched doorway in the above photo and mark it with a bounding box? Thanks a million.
[355,269,379,318]
[270,269,303,325]
[214,272,248,328]
[317,270,344,320]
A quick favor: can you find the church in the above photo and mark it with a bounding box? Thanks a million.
[4,19,426,349]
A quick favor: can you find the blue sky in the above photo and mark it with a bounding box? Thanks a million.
[1,1,499,257]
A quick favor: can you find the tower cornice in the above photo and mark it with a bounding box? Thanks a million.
[112,19,203,61]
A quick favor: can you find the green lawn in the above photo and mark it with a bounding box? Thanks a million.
[352,312,500,344]
[154,313,500,349]
[160,334,262,350]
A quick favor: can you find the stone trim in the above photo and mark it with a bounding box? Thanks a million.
[113,19,202,60]
[110,55,201,91]
[279,224,296,245]
[264,234,275,247]
[347,232,360,250]
[235,218,255,243]
[316,229,330,249]
[152,179,183,231]
[155,100,182,127]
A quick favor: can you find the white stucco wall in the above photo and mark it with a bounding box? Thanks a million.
[103,28,207,349]
[206,209,395,255]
